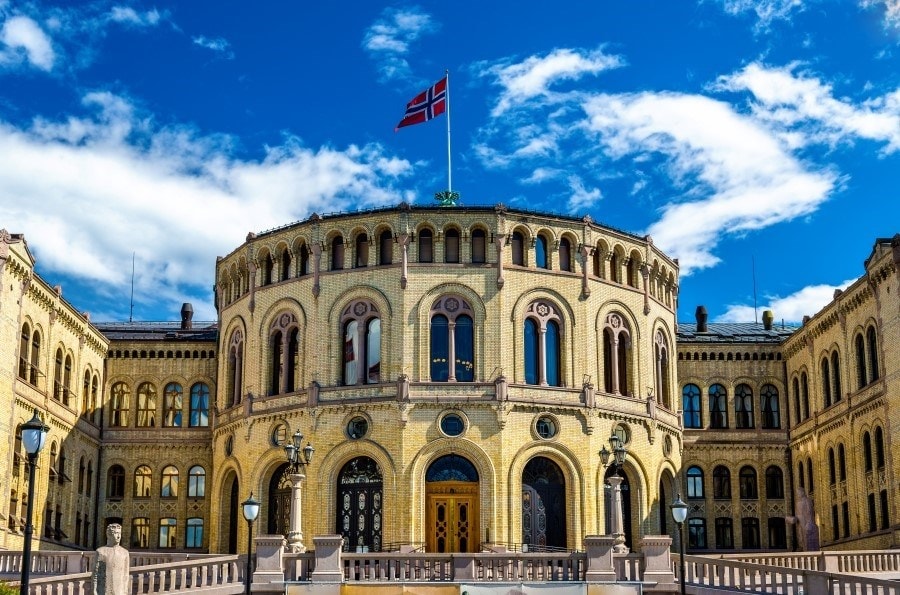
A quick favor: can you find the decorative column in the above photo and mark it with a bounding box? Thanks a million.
[447,320,457,382]
[495,233,505,289]
[287,473,306,552]
[607,475,629,553]
[311,243,322,298]
[399,233,410,289]
[611,336,620,395]
[580,245,591,298]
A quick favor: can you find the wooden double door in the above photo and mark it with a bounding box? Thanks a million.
[425,481,479,553]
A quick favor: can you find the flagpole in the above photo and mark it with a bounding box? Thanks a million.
[445,69,452,194]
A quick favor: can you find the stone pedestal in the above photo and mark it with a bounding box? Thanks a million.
[310,536,344,583]
[584,535,617,582]
[252,535,286,585]
[640,535,676,587]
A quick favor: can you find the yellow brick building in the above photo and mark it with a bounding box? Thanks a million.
[2,212,897,557]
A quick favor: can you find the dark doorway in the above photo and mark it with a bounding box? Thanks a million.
[267,463,291,537]
[336,457,384,552]
[227,478,238,554]
[522,457,567,551]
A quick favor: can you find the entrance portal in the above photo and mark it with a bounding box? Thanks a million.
[522,456,566,550]
[425,455,479,553]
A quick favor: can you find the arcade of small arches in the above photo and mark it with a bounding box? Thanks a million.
[216,220,677,310]
[680,381,783,430]
[219,295,676,409]
[212,419,673,555]
[106,380,211,428]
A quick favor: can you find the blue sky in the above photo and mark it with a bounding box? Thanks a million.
[1,0,898,324]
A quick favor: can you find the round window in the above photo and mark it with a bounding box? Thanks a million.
[536,416,557,439]
[224,435,234,457]
[440,413,465,437]
[347,416,369,439]
[271,423,287,446]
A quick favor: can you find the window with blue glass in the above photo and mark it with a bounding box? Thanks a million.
[523,301,562,387]
[535,235,548,269]
[683,384,702,428]
[430,296,475,382]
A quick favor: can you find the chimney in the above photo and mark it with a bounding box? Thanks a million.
[762,310,774,331]
[181,303,194,330]
[695,305,708,333]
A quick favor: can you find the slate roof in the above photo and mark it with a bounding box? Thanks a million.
[676,322,798,344]
[94,321,218,342]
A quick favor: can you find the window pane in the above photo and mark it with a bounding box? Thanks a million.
[455,315,474,382]
[366,318,381,384]
[430,315,449,381]
[524,319,539,385]
[343,320,359,385]
[536,236,548,268]
[683,384,701,428]
[186,518,204,548]
[472,230,486,263]
[545,320,560,387]
[190,383,209,427]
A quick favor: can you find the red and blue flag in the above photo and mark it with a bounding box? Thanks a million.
[395,77,447,131]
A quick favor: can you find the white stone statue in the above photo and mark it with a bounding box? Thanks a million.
[93,523,130,595]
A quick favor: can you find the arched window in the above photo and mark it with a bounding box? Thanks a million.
[63,354,72,406]
[418,229,433,263]
[91,374,99,423]
[592,245,604,278]
[875,427,885,469]
[735,384,754,429]
[626,257,638,288]
[761,384,780,429]
[867,327,879,381]
[471,229,486,264]
[269,313,300,394]
[280,247,291,280]
[261,252,273,286]
[110,382,130,427]
[18,323,30,380]
[797,460,805,489]
[29,329,41,385]
[355,233,369,268]
[535,235,548,269]
[107,465,125,499]
[828,448,837,485]
[430,296,474,382]
[82,370,91,416]
[189,383,210,427]
[821,357,832,407]
[713,466,731,499]
[134,465,152,498]
[654,330,671,407]
[792,377,801,424]
[53,348,64,403]
[524,301,562,387]
[331,236,345,270]
[161,466,179,498]
[807,458,814,494]
[559,238,572,272]
[226,329,244,408]
[686,466,704,499]
[856,333,868,389]
[342,301,381,385]
[863,432,873,472]
[831,351,842,402]
[510,231,524,266]
[739,466,758,499]
[379,230,393,265]
[610,250,621,283]
[78,457,85,494]
[445,229,460,263]
[765,466,784,499]
[801,372,810,419]
[709,384,728,428]
[602,313,632,395]
[682,384,701,428]
[136,382,156,427]
[163,383,183,427]
[188,466,206,498]
[838,443,846,481]
[298,243,310,276]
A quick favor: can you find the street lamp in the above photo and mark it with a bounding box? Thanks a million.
[241,493,260,595]
[283,430,314,552]
[20,409,49,594]
[670,493,688,595]
[599,433,629,553]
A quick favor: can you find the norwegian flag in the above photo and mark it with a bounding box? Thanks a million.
[395,77,447,131]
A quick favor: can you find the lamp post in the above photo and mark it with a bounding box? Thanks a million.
[670,493,688,595]
[20,409,49,593]
[283,429,314,552]
[241,493,260,595]
[599,433,629,553]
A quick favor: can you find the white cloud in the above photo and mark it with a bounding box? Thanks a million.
[713,0,806,29]
[192,35,234,58]
[860,0,900,30]
[363,7,437,82]
[0,93,414,320]
[480,47,624,116]
[716,278,857,323]
[108,6,161,27]
[715,62,900,152]
[566,175,602,211]
[0,15,54,70]
[583,91,837,274]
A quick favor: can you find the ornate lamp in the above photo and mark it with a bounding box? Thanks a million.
[20,410,49,594]
[670,494,688,595]
[241,493,260,595]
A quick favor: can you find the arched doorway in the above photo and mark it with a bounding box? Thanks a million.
[267,463,291,537]
[604,466,632,549]
[220,472,239,554]
[336,457,383,552]
[522,456,566,551]
[425,454,479,553]
[659,478,668,535]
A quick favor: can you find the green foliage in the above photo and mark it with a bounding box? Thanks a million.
[0,582,19,595]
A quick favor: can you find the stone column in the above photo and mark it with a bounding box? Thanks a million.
[311,243,322,298]
[607,475,629,553]
[287,472,306,552]
[495,233,505,289]
[399,233,410,289]
[580,245,591,298]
